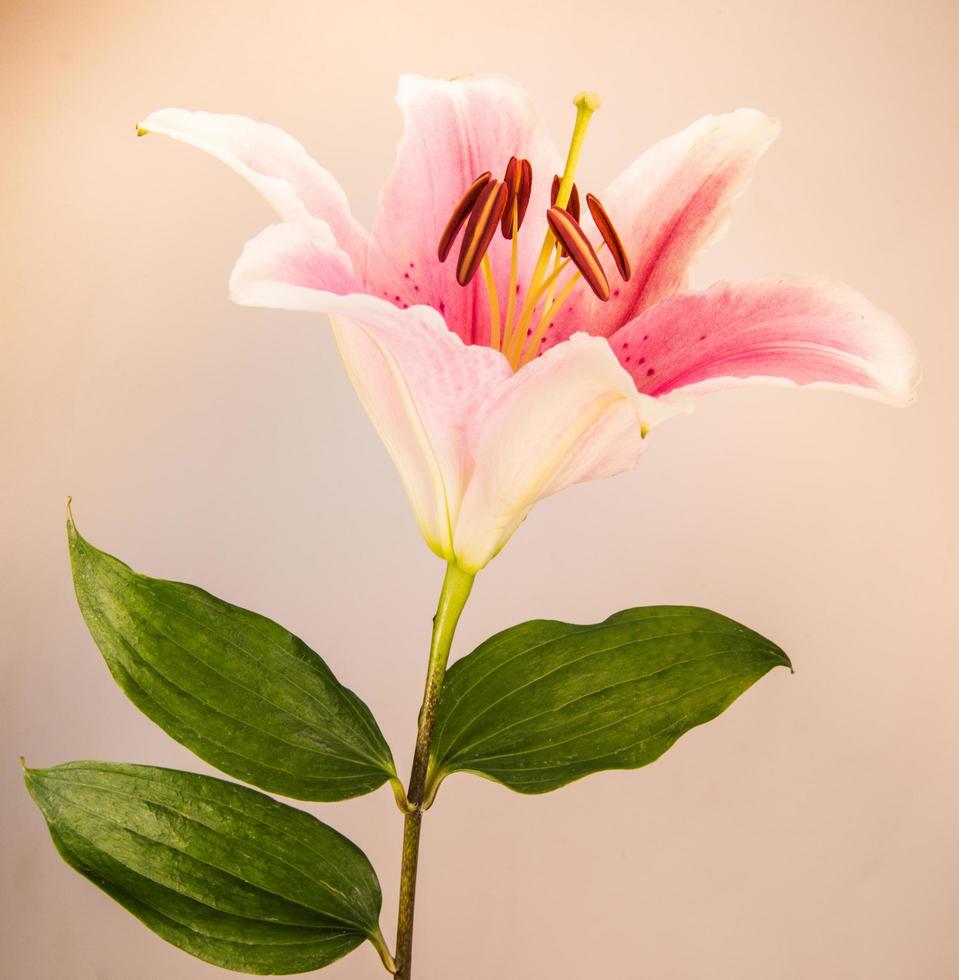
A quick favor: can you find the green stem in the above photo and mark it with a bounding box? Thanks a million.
[393,562,475,979]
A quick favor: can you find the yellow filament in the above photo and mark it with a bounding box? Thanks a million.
[518,271,582,368]
[538,248,564,332]
[502,201,520,351]
[503,255,572,366]
[482,255,502,351]
[518,242,607,368]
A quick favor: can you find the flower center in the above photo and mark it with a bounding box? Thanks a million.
[436,91,631,370]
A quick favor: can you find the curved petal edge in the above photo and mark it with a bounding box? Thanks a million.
[453,334,679,571]
[608,277,920,407]
[139,108,368,269]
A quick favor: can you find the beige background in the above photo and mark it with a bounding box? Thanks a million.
[3,0,957,977]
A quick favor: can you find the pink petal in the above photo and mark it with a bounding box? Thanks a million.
[139,109,368,271]
[543,109,779,349]
[330,312,511,558]
[454,335,675,571]
[230,221,364,299]
[230,231,512,558]
[607,278,920,405]
[365,74,561,344]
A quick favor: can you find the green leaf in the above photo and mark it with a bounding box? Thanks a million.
[67,511,396,802]
[428,606,791,796]
[24,761,389,975]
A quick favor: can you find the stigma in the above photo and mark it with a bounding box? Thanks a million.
[435,90,630,369]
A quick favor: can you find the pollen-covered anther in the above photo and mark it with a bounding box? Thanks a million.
[456,179,509,286]
[501,156,533,238]
[437,171,492,263]
[546,207,610,301]
[586,193,631,282]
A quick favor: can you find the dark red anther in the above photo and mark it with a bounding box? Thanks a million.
[546,207,610,301]
[456,179,509,286]
[437,171,492,262]
[586,193,631,282]
[550,175,581,256]
[501,157,533,238]
[551,174,581,221]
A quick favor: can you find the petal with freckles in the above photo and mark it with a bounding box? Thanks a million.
[230,234,512,557]
[545,109,780,349]
[366,74,561,344]
[453,335,676,572]
[139,108,368,270]
[607,278,920,406]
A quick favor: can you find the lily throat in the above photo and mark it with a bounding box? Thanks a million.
[436,91,631,370]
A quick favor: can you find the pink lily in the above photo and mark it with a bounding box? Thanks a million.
[139,74,918,573]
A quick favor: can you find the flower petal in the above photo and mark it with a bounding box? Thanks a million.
[230,231,512,557]
[139,108,368,270]
[331,312,513,558]
[230,221,364,300]
[607,278,920,406]
[453,335,675,572]
[365,74,561,344]
[543,109,779,349]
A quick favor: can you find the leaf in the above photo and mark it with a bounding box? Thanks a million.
[68,512,396,802]
[428,606,791,796]
[24,761,389,974]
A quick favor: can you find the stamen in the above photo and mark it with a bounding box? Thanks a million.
[550,175,580,257]
[586,193,631,281]
[437,171,491,262]
[539,249,564,318]
[481,255,503,350]
[507,92,601,365]
[546,207,610,300]
[551,175,581,221]
[519,243,604,368]
[502,255,571,365]
[501,157,533,239]
[518,270,582,368]
[503,199,520,346]
[456,180,508,286]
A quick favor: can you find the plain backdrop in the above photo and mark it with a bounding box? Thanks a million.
[3,0,957,977]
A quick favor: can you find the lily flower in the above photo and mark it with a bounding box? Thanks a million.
[139,75,918,573]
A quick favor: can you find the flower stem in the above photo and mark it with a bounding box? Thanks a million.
[394,562,475,979]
